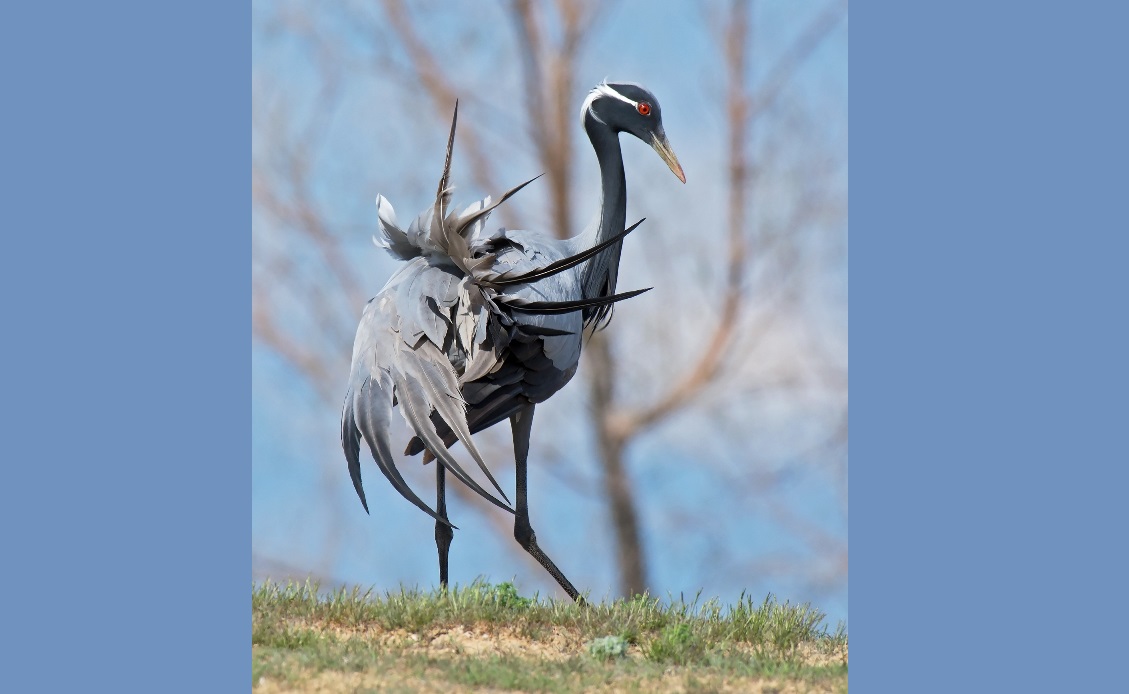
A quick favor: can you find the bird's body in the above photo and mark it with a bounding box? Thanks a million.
[353,223,583,458]
[342,82,684,601]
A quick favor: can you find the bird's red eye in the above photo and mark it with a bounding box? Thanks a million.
[637,102,651,116]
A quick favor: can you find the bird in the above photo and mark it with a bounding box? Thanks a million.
[341,81,685,602]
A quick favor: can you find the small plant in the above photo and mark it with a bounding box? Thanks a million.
[491,581,533,609]
[648,623,705,665]
[586,635,630,660]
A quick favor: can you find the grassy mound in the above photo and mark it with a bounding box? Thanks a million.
[252,579,847,692]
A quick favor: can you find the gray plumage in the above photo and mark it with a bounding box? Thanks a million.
[341,82,685,601]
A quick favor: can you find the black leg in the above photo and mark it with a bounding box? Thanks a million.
[510,403,584,603]
[435,462,453,588]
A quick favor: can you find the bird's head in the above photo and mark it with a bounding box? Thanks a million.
[581,81,686,183]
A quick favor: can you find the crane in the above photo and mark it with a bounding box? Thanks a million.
[341,81,685,602]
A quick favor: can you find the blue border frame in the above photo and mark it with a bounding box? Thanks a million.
[853,2,1129,690]
[4,1,1128,690]
[3,3,247,689]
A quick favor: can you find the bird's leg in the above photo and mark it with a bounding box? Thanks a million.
[510,403,585,604]
[435,462,453,589]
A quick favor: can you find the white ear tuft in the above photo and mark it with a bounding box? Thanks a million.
[579,80,638,126]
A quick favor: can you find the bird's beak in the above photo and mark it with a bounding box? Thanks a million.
[651,134,686,183]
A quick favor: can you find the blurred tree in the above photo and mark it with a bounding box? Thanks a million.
[253,0,847,602]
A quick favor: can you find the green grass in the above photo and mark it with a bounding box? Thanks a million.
[252,579,847,692]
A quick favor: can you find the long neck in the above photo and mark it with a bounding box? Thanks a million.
[573,113,627,324]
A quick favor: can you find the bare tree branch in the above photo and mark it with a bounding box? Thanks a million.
[511,0,600,241]
[378,0,519,229]
[605,0,752,441]
[607,0,847,441]
[748,0,848,122]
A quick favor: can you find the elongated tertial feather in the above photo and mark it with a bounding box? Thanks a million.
[453,174,544,235]
[399,375,514,514]
[484,219,646,288]
[353,378,455,528]
[498,287,652,315]
[341,395,368,513]
[518,324,576,337]
[436,100,458,220]
[404,342,511,504]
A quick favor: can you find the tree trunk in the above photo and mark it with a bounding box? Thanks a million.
[586,331,648,597]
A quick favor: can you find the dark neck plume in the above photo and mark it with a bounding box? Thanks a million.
[573,112,627,327]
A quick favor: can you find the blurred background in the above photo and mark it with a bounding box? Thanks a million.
[253,0,848,626]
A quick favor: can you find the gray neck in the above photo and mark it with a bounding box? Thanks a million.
[572,112,626,322]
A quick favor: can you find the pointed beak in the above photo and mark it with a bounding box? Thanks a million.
[651,134,686,183]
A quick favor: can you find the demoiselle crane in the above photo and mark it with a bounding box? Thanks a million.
[341,82,685,602]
